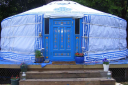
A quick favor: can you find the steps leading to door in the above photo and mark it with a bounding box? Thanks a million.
[20,70,108,79]
[19,78,115,85]
[19,70,116,85]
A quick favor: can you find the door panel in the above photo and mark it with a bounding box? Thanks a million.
[53,27,58,50]
[66,27,71,49]
[50,18,74,61]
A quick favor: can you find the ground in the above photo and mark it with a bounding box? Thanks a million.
[0,82,127,85]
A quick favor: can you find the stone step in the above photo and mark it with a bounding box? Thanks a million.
[20,70,108,79]
[19,78,115,85]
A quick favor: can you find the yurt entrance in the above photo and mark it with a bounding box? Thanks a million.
[44,18,82,61]
[50,18,75,61]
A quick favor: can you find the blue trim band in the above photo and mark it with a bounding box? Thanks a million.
[0,52,35,62]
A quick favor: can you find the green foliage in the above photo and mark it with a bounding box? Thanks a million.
[11,75,19,80]
[35,50,42,58]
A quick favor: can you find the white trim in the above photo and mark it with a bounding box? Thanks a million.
[2,22,42,29]
[88,37,126,39]
[82,22,126,30]
[1,50,35,55]
[1,36,40,38]
[2,58,35,63]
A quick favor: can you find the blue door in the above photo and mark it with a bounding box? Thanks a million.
[50,18,75,61]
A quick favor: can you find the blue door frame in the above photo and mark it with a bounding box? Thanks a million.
[50,18,75,61]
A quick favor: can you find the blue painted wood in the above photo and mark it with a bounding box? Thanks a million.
[50,18,75,61]
[75,35,79,53]
[43,18,50,60]
[74,18,82,53]
[80,19,83,53]
[45,36,49,59]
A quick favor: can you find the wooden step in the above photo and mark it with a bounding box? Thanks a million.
[20,70,108,79]
[19,78,115,85]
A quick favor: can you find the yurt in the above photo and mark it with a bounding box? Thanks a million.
[0,0,127,62]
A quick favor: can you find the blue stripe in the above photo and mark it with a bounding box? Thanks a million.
[0,52,35,62]
[34,15,37,50]
[42,14,44,48]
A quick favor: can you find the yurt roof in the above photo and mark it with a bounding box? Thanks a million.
[21,1,106,18]
[2,1,125,21]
